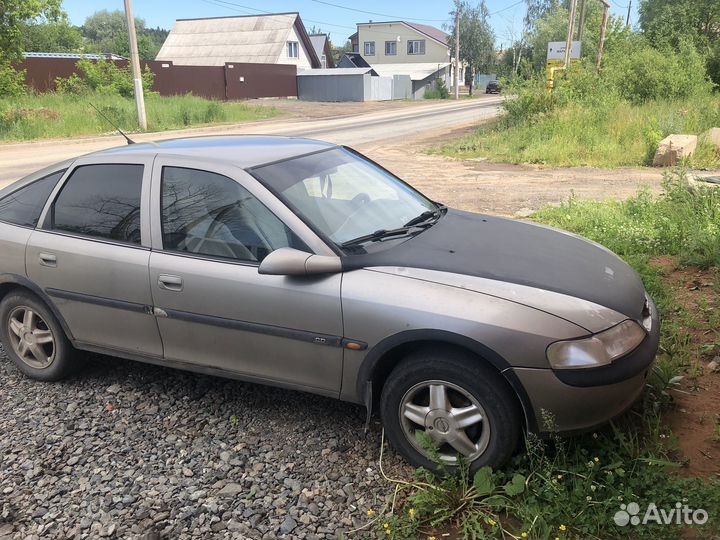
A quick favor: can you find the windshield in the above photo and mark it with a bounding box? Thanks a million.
[251,148,438,247]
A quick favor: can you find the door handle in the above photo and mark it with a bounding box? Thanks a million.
[158,274,183,292]
[39,253,57,267]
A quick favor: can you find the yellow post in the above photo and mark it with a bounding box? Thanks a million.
[546,64,565,95]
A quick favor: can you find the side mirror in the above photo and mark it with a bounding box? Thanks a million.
[258,248,342,276]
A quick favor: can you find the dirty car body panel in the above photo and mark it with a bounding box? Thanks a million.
[0,136,660,467]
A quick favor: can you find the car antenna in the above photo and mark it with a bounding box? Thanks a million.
[89,102,136,145]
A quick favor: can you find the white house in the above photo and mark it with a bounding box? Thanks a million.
[348,21,458,98]
[156,13,321,69]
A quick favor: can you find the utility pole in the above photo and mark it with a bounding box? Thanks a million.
[597,1,610,69]
[626,0,632,26]
[563,0,578,68]
[577,0,587,41]
[124,0,147,131]
[454,5,460,100]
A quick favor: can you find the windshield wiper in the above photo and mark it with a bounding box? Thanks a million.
[341,206,446,249]
[341,227,415,248]
[403,204,446,227]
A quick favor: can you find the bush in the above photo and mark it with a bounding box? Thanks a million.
[424,78,450,99]
[500,77,555,127]
[55,59,154,98]
[0,64,26,98]
[603,39,714,103]
[502,37,714,128]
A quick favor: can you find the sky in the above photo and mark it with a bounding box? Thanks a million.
[61,0,640,49]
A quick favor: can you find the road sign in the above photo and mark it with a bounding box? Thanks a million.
[547,41,582,64]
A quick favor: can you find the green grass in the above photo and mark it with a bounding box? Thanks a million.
[368,172,720,540]
[534,170,720,271]
[0,92,280,142]
[433,95,720,169]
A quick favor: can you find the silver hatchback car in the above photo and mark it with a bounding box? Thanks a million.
[0,136,659,470]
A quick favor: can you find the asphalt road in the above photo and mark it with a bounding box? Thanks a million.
[0,97,503,187]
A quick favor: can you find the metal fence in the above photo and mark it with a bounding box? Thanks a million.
[15,57,298,100]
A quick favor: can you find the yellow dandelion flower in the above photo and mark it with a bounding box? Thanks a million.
[367,510,375,517]
[593,457,600,463]
[559,524,567,531]
[385,531,391,536]
[488,519,497,526]
[409,508,416,519]
[383,523,389,529]
[521,533,528,539]
[557,474,563,480]
[429,537,437,540]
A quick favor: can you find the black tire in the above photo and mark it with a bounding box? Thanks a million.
[0,291,75,381]
[380,347,522,472]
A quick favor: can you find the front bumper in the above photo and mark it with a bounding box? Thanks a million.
[511,296,660,434]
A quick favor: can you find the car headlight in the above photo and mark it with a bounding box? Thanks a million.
[546,320,647,370]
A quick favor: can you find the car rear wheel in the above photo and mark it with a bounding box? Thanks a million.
[380,347,521,472]
[0,291,74,381]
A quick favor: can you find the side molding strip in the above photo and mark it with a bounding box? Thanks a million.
[45,288,150,314]
[162,307,345,348]
[42,287,368,351]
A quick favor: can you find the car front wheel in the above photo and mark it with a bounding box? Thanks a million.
[380,348,522,472]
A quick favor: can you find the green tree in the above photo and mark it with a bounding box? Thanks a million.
[0,0,64,64]
[0,0,65,96]
[639,0,720,84]
[332,40,354,65]
[639,0,719,48]
[81,9,161,60]
[506,0,558,75]
[522,1,628,72]
[21,20,83,52]
[448,0,496,95]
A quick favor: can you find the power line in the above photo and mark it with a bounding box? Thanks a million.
[310,0,447,23]
[610,0,629,9]
[200,0,357,31]
[200,0,453,41]
[488,0,526,17]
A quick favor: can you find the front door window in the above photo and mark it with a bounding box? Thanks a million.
[161,166,307,263]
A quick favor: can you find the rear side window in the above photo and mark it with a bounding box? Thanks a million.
[0,170,65,228]
[49,164,144,245]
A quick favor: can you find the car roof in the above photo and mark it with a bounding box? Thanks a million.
[92,135,339,169]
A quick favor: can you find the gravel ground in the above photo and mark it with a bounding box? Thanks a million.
[0,344,411,540]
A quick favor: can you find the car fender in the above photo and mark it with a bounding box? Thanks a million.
[355,328,539,432]
[0,273,75,341]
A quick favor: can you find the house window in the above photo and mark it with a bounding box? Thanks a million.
[287,41,299,58]
[385,41,397,56]
[321,54,327,68]
[364,41,375,56]
[407,40,426,55]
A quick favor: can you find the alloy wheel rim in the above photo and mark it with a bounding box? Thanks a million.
[399,380,491,464]
[6,306,56,369]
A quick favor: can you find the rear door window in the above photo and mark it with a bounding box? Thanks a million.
[48,164,144,245]
[0,170,65,228]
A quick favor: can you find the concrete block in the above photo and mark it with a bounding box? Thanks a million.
[652,134,698,167]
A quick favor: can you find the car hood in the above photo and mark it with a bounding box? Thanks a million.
[342,209,647,320]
